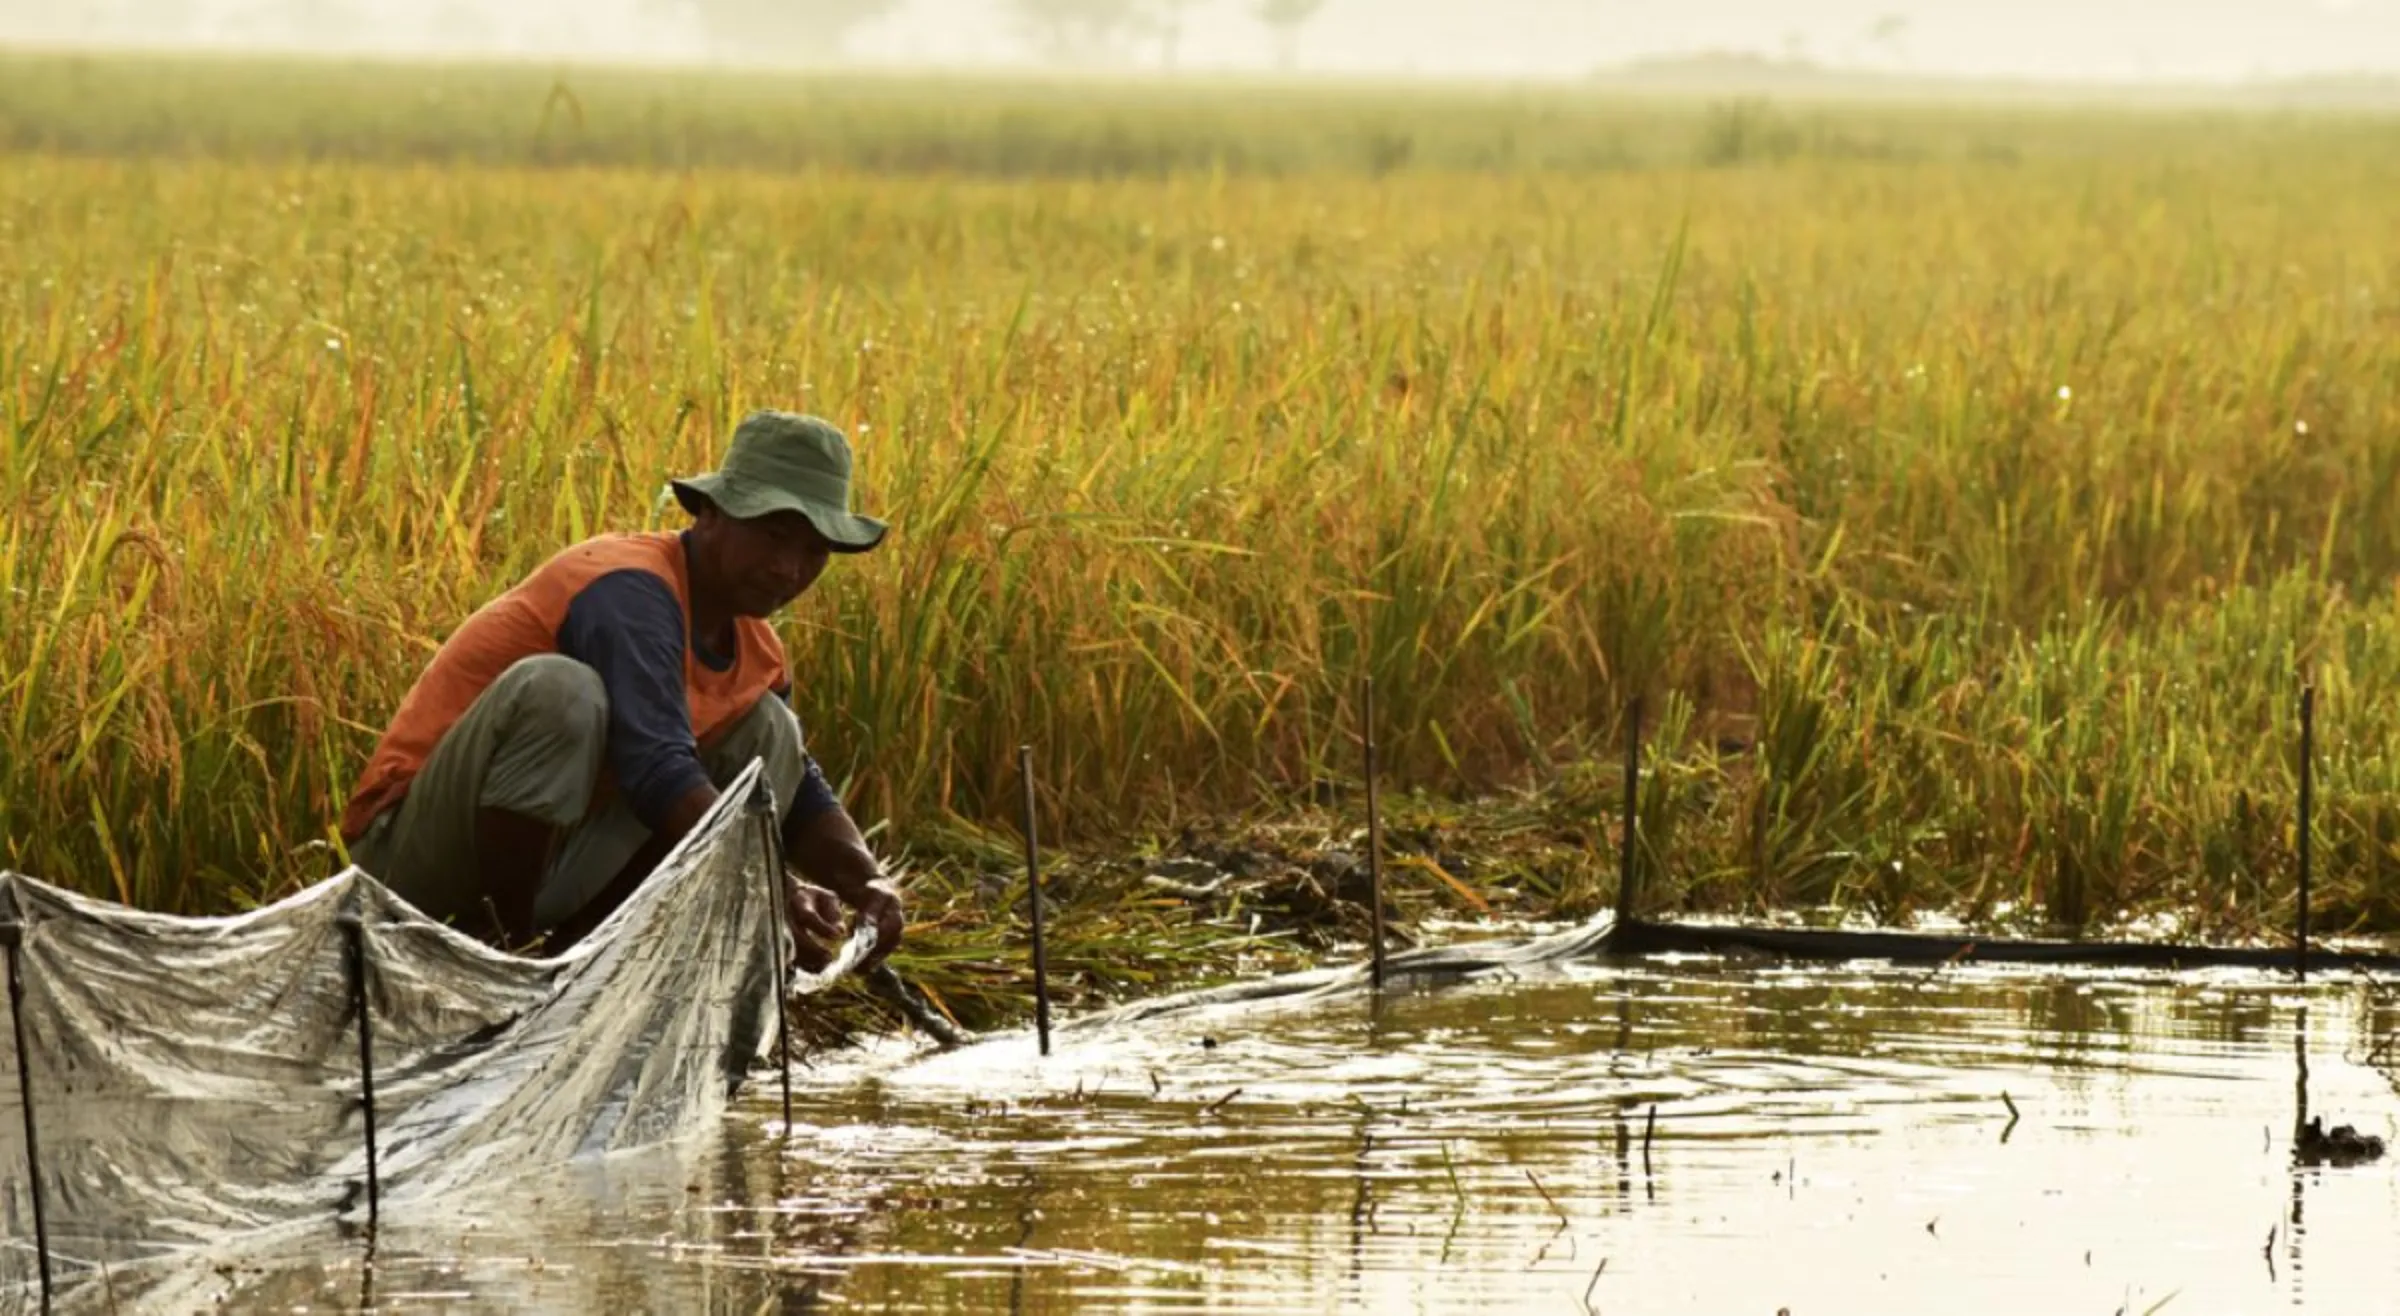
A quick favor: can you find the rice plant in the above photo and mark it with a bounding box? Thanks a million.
[3,58,2398,1023]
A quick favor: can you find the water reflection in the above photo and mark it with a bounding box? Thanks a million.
[37,958,2400,1314]
[2289,1004,2311,1305]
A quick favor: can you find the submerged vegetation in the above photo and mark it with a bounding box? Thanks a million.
[3,54,2399,1031]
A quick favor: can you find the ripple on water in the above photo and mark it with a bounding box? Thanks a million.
[139,958,2400,1315]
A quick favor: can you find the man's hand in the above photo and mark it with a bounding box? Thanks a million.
[846,879,904,971]
[783,804,906,973]
[783,879,845,974]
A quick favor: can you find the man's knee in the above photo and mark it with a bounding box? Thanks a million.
[704,693,806,792]
[348,655,607,923]
[481,655,608,826]
[496,655,607,745]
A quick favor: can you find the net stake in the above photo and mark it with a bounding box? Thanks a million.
[1616,697,1644,927]
[2297,681,2314,983]
[1364,677,1387,991]
[1020,745,1052,1058]
[1,905,53,1307]
[336,901,380,1230]
[746,784,796,1133]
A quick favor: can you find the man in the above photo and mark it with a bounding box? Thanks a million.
[338,410,904,972]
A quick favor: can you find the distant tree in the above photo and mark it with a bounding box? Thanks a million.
[1256,0,1324,72]
[1865,14,1909,66]
[432,0,497,48]
[274,0,369,45]
[73,0,182,41]
[657,0,904,62]
[1009,0,1155,67]
[232,0,371,48]
[1154,0,1201,69]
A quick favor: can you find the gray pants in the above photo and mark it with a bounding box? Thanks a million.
[348,654,807,935]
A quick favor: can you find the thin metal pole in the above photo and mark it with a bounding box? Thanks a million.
[1020,745,1052,1057]
[2297,682,2314,983]
[1616,696,1644,926]
[336,907,379,1229]
[1,911,52,1306]
[1364,677,1387,991]
[746,785,795,1132]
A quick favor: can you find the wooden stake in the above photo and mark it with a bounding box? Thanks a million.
[1616,697,1644,926]
[2297,682,2314,983]
[747,787,795,1132]
[1020,745,1052,1057]
[337,904,381,1229]
[1365,677,1387,990]
[1,905,52,1306]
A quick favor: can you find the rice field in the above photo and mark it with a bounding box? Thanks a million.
[4,55,2400,1019]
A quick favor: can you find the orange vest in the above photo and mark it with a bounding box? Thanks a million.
[339,531,788,843]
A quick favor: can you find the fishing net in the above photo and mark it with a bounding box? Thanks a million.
[0,761,847,1308]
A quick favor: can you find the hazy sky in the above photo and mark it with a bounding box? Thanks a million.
[7,0,2397,84]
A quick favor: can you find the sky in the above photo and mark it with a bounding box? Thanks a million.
[4,0,2397,85]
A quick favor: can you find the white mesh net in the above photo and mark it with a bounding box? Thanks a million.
[0,762,839,1309]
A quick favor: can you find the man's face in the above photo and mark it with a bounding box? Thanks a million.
[697,505,833,618]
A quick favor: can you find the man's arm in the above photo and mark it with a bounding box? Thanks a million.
[556,571,715,844]
[595,742,912,974]
[652,781,720,842]
[558,577,902,966]
[779,739,903,969]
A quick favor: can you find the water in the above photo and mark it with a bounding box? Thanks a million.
[102,955,2400,1314]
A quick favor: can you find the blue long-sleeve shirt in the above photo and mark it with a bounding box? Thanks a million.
[554,567,840,834]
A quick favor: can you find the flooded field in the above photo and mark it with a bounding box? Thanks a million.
[99,953,2400,1315]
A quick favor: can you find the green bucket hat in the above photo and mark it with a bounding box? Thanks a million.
[670,410,887,553]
